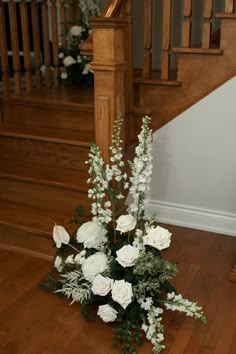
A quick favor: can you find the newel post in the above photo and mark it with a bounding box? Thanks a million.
[90,17,128,163]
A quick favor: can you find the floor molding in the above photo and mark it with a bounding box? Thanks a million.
[145,200,236,236]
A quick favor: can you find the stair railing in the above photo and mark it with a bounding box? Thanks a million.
[0,0,81,96]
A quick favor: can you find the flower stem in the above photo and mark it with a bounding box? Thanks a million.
[68,243,80,253]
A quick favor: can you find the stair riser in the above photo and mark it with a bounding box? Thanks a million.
[0,178,91,216]
[0,224,54,259]
[1,102,95,132]
[0,136,90,171]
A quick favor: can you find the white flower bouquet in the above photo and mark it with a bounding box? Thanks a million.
[59,1,100,87]
[42,116,206,354]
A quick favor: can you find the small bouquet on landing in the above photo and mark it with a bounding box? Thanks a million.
[59,19,94,87]
[59,0,100,87]
[42,116,206,354]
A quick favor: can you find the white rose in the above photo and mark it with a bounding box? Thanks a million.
[116,214,136,233]
[92,274,114,296]
[53,224,70,248]
[61,72,68,79]
[97,304,117,323]
[54,256,64,272]
[70,25,82,36]
[116,245,139,268]
[82,252,108,282]
[63,56,76,67]
[111,280,133,309]
[143,226,172,251]
[58,52,64,59]
[76,221,107,249]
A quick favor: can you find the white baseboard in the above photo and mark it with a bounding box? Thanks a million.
[145,200,236,237]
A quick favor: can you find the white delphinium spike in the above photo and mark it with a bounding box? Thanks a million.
[129,116,153,220]
[142,306,165,354]
[164,293,207,323]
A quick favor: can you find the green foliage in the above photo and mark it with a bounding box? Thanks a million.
[112,319,143,354]
[39,274,63,293]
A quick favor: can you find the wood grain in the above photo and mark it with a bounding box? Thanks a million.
[0,226,236,353]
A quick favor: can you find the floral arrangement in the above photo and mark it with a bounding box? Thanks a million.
[42,116,206,354]
[59,0,100,87]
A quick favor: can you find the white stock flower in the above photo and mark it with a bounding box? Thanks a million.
[116,245,139,268]
[76,221,107,249]
[140,297,153,311]
[65,255,75,265]
[92,274,114,296]
[82,252,108,282]
[63,55,76,67]
[143,226,172,251]
[77,55,82,63]
[116,214,136,233]
[54,256,64,272]
[70,25,82,36]
[111,280,133,309]
[97,304,117,323]
[53,224,70,248]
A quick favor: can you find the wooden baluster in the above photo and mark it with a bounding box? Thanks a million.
[51,0,59,85]
[161,0,171,80]
[20,0,33,92]
[182,0,192,47]
[31,0,42,89]
[202,0,213,49]
[143,0,152,79]
[74,0,81,20]
[69,0,75,23]
[41,0,51,87]
[8,0,22,94]
[124,0,133,113]
[225,0,234,13]
[60,0,66,48]
[0,0,10,95]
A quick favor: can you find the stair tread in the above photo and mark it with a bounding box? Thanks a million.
[172,47,223,55]
[1,86,95,108]
[0,200,72,237]
[0,124,95,146]
[215,13,236,19]
[0,159,89,191]
[134,78,181,86]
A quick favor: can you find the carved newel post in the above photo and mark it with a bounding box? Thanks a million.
[90,17,127,163]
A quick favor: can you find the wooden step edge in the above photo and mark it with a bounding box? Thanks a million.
[0,242,53,261]
[0,172,88,192]
[229,264,236,282]
[0,129,92,147]
[0,220,51,239]
[172,47,223,55]
[134,78,182,86]
[1,96,95,111]
[215,13,236,19]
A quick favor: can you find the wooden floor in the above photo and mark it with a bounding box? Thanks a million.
[1,225,236,354]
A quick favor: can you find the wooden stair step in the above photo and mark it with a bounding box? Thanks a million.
[215,13,236,19]
[0,159,89,191]
[134,78,181,86]
[0,200,69,238]
[0,125,94,146]
[172,47,223,55]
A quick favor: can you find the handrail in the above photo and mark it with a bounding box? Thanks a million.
[102,0,127,18]
[80,0,128,56]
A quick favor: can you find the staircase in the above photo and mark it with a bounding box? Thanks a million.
[0,0,236,261]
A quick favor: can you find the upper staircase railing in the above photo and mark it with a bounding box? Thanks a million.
[0,0,81,95]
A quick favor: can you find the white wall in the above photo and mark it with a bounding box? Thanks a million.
[145,77,236,236]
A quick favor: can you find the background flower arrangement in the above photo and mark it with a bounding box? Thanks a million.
[42,116,206,354]
[59,0,100,87]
